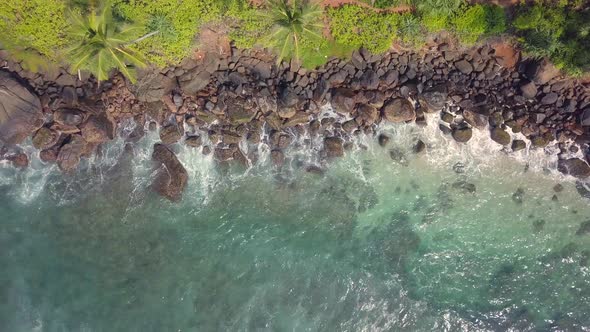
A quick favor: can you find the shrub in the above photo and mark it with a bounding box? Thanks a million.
[226,0,271,49]
[483,4,507,36]
[513,5,566,58]
[452,4,487,45]
[113,0,222,66]
[328,5,401,54]
[421,12,450,33]
[0,0,69,61]
[397,13,425,47]
[415,0,465,17]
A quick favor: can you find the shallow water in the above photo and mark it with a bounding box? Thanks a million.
[1,115,589,331]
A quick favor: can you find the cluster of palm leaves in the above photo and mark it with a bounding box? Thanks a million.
[262,0,323,64]
[67,0,148,83]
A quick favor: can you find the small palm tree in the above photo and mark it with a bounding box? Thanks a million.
[67,1,150,83]
[262,0,323,64]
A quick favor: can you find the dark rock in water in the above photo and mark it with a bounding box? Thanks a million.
[452,180,476,193]
[413,140,426,154]
[40,148,58,163]
[331,88,356,113]
[378,134,390,147]
[0,71,42,144]
[455,59,473,74]
[159,124,183,145]
[519,81,537,99]
[441,112,454,123]
[5,152,28,168]
[553,183,564,192]
[185,135,202,147]
[490,127,511,145]
[551,194,558,201]
[54,108,85,127]
[575,181,590,198]
[511,140,526,152]
[389,148,408,166]
[439,124,452,135]
[576,220,590,236]
[453,162,465,174]
[512,188,525,204]
[381,98,415,123]
[57,134,87,172]
[214,146,234,161]
[452,127,472,143]
[530,134,551,148]
[581,108,590,127]
[557,158,590,179]
[305,165,324,175]
[355,104,379,125]
[324,137,344,158]
[463,109,488,129]
[81,115,116,143]
[32,127,59,150]
[151,143,188,202]
[271,149,285,167]
[533,219,546,233]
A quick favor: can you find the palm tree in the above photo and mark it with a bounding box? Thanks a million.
[67,1,151,83]
[262,0,323,64]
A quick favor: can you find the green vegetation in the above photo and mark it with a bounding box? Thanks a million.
[0,0,588,79]
[67,1,146,83]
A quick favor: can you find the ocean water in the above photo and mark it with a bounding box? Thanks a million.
[1,113,589,331]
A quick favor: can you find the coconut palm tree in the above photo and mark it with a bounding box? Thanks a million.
[262,0,323,64]
[67,1,152,83]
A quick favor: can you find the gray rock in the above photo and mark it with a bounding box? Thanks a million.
[382,98,415,123]
[455,60,473,75]
[511,140,526,152]
[159,124,183,145]
[463,109,488,129]
[134,70,176,103]
[520,81,537,99]
[54,108,85,127]
[419,85,448,112]
[0,71,42,144]
[57,135,87,172]
[179,70,210,95]
[580,108,590,126]
[331,88,356,113]
[541,93,558,105]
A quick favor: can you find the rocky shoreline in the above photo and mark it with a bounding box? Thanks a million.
[1,42,590,201]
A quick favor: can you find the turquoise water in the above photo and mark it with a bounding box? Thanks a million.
[1,119,589,331]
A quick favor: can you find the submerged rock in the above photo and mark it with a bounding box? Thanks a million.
[557,158,590,179]
[452,127,472,143]
[452,180,476,193]
[0,71,42,144]
[512,188,525,204]
[151,143,188,202]
[324,137,344,158]
[490,127,511,145]
[576,220,590,236]
[57,135,88,173]
[32,127,60,150]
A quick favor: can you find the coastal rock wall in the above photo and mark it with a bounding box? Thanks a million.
[2,43,590,200]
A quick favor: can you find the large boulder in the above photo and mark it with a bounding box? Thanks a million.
[57,135,88,172]
[32,127,60,150]
[382,98,415,123]
[463,109,488,129]
[54,108,86,127]
[558,158,590,179]
[179,70,211,95]
[151,143,188,202]
[419,85,448,112]
[490,127,511,145]
[455,60,473,75]
[331,88,356,113]
[0,71,42,144]
[81,115,116,143]
[133,70,176,103]
[452,127,473,143]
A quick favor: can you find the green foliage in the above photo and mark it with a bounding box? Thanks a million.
[514,4,590,76]
[415,0,465,17]
[67,1,146,83]
[226,0,271,49]
[397,13,425,47]
[452,4,487,45]
[113,0,222,66]
[421,12,450,33]
[483,5,507,35]
[0,0,69,61]
[261,0,324,64]
[328,5,401,54]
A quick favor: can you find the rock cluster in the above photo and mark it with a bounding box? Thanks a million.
[2,41,590,200]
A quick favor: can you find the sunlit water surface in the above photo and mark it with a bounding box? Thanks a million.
[1,114,589,331]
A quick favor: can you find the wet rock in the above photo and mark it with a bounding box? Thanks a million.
[151,143,188,202]
[389,148,408,166]
[378,134,390,147]
[531,134,551,148]
[455,60,473,74]
[490,127,511,145]
[463,109,488,129]
[159,124,183,145]
[452,127,472,143]
[381,98,415,123]
[355,104,379,126]
[81,115,116,143]
[283,112,309,127]
[441,112,454,123]
[576,220,590,236]
[271,149,285,167]
[39,148,58,163]
[553,183,563,192]
[452,180,476,193]
[32,127,59,150]
[57,135,87,172]
[419,84,448,112]
[324,137,344,158]
[331,88,356,113]
[0,71,42,144]
[512,188,525,204]
[305,165,324,175]
[533,219,546,233]
[413,140,426,154]
[134,70,176,103]
[511,140,526,152]
[54,108,85,127]
[6,152,28,168]
[557,158,590,179]
[185,135,202,147]
[453,162,465,174]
